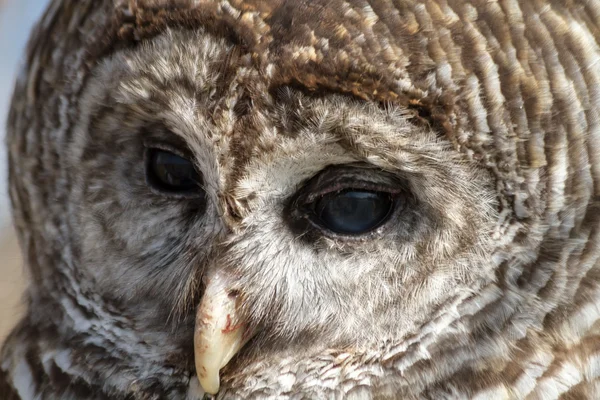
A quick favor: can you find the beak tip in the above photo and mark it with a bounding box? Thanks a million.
[198,372,220,395]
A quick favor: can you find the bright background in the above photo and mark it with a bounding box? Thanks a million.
[0,0,49,342]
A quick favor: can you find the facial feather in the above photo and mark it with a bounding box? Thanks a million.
[2,1,600,399]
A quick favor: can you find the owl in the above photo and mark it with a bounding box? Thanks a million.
[1,0,600,398]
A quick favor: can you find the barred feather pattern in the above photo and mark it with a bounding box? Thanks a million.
[2,0,600,399]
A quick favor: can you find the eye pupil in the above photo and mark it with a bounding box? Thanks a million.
[146,149,202,195]
[315,190,393,235]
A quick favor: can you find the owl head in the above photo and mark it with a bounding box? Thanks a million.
[4,0,597,398]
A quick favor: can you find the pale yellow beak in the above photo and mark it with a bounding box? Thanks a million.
[194,273,249,395]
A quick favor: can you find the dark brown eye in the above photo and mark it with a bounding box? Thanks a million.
[311,190,394,235]
[146,148,202,196]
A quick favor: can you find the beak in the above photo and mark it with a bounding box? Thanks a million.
[194,271,251,395]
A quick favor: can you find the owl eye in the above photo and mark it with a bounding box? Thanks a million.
[311,190,394,235]
[145,148,203,196]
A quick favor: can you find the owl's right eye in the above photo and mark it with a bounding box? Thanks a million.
[145,148,203,197]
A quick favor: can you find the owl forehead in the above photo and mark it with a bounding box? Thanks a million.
[104,29,403,208]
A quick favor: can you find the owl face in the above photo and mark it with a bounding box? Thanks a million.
[66,29,496,393]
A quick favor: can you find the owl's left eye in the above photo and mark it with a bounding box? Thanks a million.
[289,165,405,238]
[145,148,203,197]
[310,190,395,235]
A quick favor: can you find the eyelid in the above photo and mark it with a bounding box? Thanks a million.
[142,138,195,161]
[301,182,404,205]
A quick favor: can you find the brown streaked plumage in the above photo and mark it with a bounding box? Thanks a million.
[2,0,600,398]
